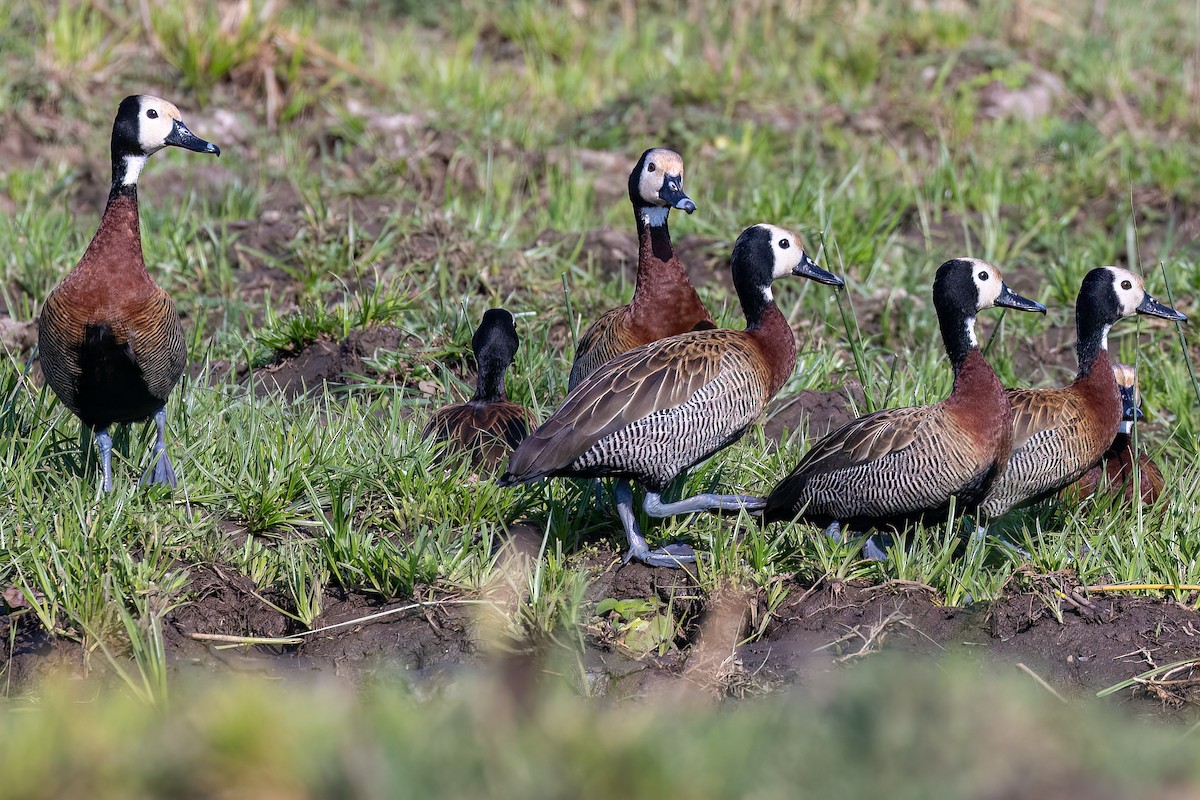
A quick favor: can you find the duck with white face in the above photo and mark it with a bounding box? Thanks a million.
[504,223,843,568]
[39,95,221,493]
[566,147,713,391]
[978,266,1186,521]
[761,257,1047,552]
[112,95,220,188]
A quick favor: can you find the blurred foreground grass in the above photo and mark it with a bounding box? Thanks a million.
[3,657,1197,800]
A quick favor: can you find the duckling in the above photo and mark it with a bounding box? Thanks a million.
[567,148,713,390]
[501,224,844,568]
[422,308,537,471]
[38,95,220,492]
[761,259,1046,544]
[980,268,1184,518]
[1067,363,1164,504]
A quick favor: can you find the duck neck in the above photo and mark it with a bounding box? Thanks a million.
[634,204,674,265]
[940,310,1004,405]
[939,308,978,373]
[109,153,146,202]
[472,362,507,403]
[948,347,1003,402]
[79,156,144,275]
[743,284,797,396]
[1074,305,1113,378]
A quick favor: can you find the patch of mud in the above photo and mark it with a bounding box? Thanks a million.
[248,326,410,398]
[0,315,37,354]
[743,579,1200,715]
[764,380,868,443]
[0,609,84,689]
[10,547,1200,720]
[165,565,296,673]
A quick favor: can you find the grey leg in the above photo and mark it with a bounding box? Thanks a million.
[615,480,695,568]
[140,407,178,488]
[825,521,889,560]
[969,524,1030,560]
[95,427,113,493]
[642,491,765,517]
[861,535,890,561]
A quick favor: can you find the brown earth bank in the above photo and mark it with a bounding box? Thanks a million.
[4,548,1197,719]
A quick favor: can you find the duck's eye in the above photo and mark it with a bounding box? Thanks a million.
[647,162,656,173]
[1121,279,1133,290]
[147,109,159,119]
[978,271,989,281]
[779,239,790,249]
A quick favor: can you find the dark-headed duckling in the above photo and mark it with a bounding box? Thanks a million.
[1067,363,1164,504]
[980,268,1184,518]
[567,148,713,390]
[502,224,844,568]
[761,258,1046,543]
[422,308,537,471]
[39,95,220,492]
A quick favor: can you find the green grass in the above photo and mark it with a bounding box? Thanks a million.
[1,656,1198,799]
[1,0,1200,782]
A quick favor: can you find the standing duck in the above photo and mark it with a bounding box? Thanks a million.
[1066,363,1164,504]
[761,259,1046,543]
[501,224,844,568]
[38,95,220,492]
[422,308,537,471]
[567,148,713,390]
[979,267,1184,518]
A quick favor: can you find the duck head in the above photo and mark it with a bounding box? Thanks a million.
[111,95,220,188]
[629,148,695,224]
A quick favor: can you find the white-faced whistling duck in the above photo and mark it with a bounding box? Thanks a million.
[566,148,714,390]
[422,308,537,471]
[760,258,1046,550]
[38,95,220,492]
[501,224,844,568]
[979,267,1184,518]
[1066,363,1164,505]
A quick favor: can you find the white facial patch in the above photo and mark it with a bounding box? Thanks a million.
[1104,266,1146,317]
[636,148,684,205]
[964,259,1002,309]
[753,223,804,279]
[136,96,182,155]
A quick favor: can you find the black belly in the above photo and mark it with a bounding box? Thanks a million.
[74,324,164,429]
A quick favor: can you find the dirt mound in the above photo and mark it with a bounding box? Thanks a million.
[764,381,867,443]
[249,326,409,398]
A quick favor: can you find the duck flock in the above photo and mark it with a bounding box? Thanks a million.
[39,95,1187,569]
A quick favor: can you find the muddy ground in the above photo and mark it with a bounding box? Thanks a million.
[5,542,1199,720]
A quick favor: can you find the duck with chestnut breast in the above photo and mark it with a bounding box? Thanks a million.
[761,259,1046,545]
[501,224,844,568]
[422,308,538,471]
[567,147,713,390]
[39,95,220,492]
[1066,363,1164,505]
[979,268,1184,519]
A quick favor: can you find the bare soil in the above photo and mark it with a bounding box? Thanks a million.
[8,543,1177,718]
